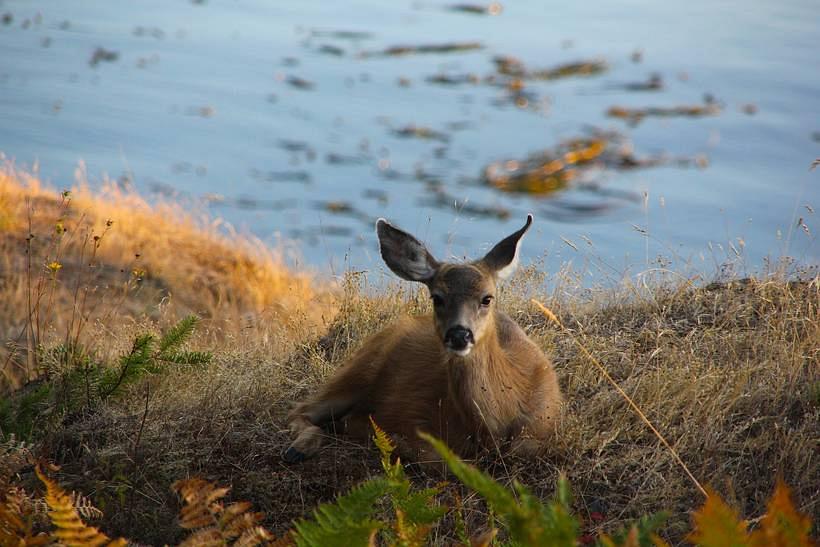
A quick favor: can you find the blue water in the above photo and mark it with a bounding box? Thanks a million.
[1,0,817,279]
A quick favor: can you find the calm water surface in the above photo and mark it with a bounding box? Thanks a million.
[1,0,818,279]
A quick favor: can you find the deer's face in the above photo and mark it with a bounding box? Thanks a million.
[376,215,533,357]
[427,264,496,356]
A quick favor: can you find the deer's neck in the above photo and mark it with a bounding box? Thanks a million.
[445,315,511,436]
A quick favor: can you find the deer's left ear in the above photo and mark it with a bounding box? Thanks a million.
[479,214,533,280]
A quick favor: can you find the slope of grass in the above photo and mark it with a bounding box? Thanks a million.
[1,166,817,544]
[0,164,333,391]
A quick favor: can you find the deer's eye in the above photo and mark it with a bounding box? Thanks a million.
[431,294,444,307]
[481,295,493,307]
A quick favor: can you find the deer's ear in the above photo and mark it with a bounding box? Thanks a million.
[376,219,439,283]
[479,214,533,280]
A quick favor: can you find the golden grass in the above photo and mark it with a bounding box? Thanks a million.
[1,166,818,544]
[0,165,334,389]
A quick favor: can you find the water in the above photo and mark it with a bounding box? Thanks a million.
[1,0,817,279]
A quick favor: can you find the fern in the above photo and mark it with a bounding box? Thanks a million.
[293,477,390,547]
[0,435,35,487]
[687,487,751,547]
[686,481,818,547]
[749,480,815,547]
[172,477,273,546]
[0,486,50,546]
[599,512,670,547]
[35,464,127,546]
[69,490,104,521]
[420,431,579,547]
[370,418,446,546]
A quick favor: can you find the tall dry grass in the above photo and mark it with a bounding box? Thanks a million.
[0,164,333,390]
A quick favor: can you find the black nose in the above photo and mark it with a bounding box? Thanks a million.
[445,326,474,350]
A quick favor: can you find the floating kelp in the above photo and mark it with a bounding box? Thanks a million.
[740,103,758,115]
[606,73,663,92]
[249,168,311,183]
[286,76,314,90]
[90,47,119,67]
[426,73,480,86]
[362,188,388,204]
[185,105,216,118]
[490,78,548,112]
[447,3,503,15]
[310,29,373,41]
[205,194,297,211]
[445,121,475,131]
[290,225,354,243]
[493,55,607,80]
[392,125,450,143]
[482,132,707,195]
[325,152,368,165]
[607,103,720,125]
[314,200,373,223]
[362,42,483,57]
[276,139,312,153]
[133,26,165,39]
[418,182,511,220]
[318,44,344,56]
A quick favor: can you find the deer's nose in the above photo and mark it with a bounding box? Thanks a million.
[445,326,474,350]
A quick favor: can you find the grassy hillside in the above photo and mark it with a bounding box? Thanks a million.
[1,166,817,545]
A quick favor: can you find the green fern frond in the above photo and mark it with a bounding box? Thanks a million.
[394,488,447,532]
[369,420,445,546]
[420,432,579,547]
[293,477,390,547]
[601,512,670,547]
[158,315,199,355]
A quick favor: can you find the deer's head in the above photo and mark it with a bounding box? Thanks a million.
[376,215,532,356]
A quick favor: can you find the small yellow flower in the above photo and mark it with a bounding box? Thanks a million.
[47,261,63,272]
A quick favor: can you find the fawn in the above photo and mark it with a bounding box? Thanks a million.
[285,215,562,463]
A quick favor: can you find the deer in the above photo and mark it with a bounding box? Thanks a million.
[284,214,562,464]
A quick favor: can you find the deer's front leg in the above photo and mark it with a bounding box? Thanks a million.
[284,396,359,463]
[284,328,392,463]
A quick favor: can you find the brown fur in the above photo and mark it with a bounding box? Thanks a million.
[285,217,562,462]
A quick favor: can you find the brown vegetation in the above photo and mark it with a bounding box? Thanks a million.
[0,164,331,390]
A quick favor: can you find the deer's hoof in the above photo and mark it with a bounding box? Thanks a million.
[283,446,307,464]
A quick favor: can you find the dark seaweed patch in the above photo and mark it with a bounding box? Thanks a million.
[362,42,483,57]
[89,47,119,67]
[446,3,503,15]
[607,103,720,125]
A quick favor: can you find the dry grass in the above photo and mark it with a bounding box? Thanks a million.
[1,168,818,544]
[0,164,334,390]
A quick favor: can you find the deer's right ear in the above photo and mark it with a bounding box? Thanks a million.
[376,219,439,283]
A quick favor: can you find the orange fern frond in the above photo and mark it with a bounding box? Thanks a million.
[687,487,750,547]
[35,464,127,547]
[0,486,50,546]
[172,477,273,547]
[750,480,817,547]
